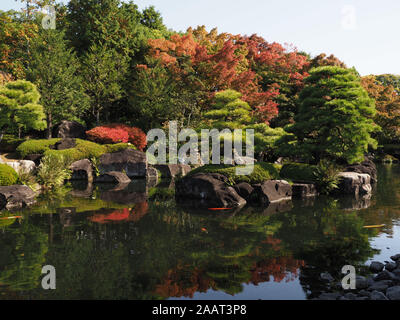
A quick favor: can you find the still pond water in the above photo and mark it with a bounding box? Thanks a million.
[0,165,399,300]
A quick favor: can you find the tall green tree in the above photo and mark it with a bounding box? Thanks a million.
[0,80,46,141]
[26,29,89,138]
[81,44,128,125]
[278,66,378,164]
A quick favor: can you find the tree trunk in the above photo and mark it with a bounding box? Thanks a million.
[0,131,3,144]
[47,113,52,139]
[96,110,100,126]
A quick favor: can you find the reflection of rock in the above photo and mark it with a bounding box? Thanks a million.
[146,166,159,188]
[337,172,372,197]
[0,185,37,210]
[70,159,94,183]
[261,199,293,215]
[69,182,94,198]
[54,120,86,139]
[99,149,147,178]
[249,180,292,206]
[58,207,76,227]
[154,164,191,179]
[338,194,372,210]
[96,171,131,184]
[292,183,318,198]
[175,173,246,208]
[100,186,147,205]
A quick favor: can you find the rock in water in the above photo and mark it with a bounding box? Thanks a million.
[0,185,37,210]
[99,149,147,178]
[370,261,385,273]
[337,172,372,196]
[386,286,400,300]
[96,171,131,184]
[250,180,292,206]
[370,290,388,300]
[70,159,94,183]
[175,173,246,208]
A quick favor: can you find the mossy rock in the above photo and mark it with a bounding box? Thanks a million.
[279,163,318,183]
[0,164,19,186]
[188,162,281,185]
[16,138,61,158]
[0,135,26,152]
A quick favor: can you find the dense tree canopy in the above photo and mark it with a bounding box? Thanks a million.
[278,66,378,164]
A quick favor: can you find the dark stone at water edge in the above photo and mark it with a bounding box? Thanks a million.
[99,149,147,178]
[386,286,400,300]
[356,276,369,289]
[317,292,341,300]
[320,272,334,283]
[233,182,254,200]
[54,120,87,139]
[0,185,37,210]
[96,171,131,184]
[291,183,318,198]
[385,262,397,272]
[391,254,400,261]
[370,290,388,300]
[154,164,191,179]
[345,158,377,184]
[175,173,246,208]
[249,180,292,206]
[370,261,385,273]
[368,281,390,292]
[70,159,94,183]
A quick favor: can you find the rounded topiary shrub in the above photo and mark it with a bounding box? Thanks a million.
[0,164,19,186]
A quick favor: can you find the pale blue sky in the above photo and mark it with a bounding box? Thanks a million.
[2,0,399,76]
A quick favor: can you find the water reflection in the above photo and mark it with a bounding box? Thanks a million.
[0,165,399,300]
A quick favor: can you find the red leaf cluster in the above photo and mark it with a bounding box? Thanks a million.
[86,124,147,151]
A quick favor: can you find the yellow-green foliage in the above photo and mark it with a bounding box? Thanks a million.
[16,138,60,158]
[17,139,135,164]
[279,163,318,182]
[0,164,19,186]
[188,162,281,185]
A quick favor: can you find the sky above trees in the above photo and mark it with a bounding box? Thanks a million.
[2,0,399,76]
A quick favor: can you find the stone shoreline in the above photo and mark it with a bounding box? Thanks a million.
[315,254,400,300]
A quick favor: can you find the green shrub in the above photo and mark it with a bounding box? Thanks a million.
[313,160,341,195]
[0,135,26,152]
[188,162,281,185]
[0,164,19,186]
[17,139,134,164]
[37,154,72,189]
[16,138,60,158]
[279,163,318,182]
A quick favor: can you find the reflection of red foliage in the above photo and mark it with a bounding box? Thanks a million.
[89,202,149,224]
[249,257,305,284]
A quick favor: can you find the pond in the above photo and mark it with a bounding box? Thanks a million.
[0,164,399,300]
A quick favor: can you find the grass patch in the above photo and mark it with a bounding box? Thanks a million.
[188,162,281,185]
[279,163,318,183]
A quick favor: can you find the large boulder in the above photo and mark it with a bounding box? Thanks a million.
[0,185,37,210]
[1,160,36,174]
[54,120,87,139]
[99,149,147,178]
[96,171,131,184]
[70,159,94,183]
[154,164,191,179]
[233,182,254,200]
[249,180,292,206]
[175,173,246,208]
[337,172,372,196]
[345,158,377,184]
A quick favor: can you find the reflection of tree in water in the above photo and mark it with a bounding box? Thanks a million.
[271,197,377,299]
[0,220,48,293]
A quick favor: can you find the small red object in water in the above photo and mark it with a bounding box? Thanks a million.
[208,208,232,211]
[201,228,208,233]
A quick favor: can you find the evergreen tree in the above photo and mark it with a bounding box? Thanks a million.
[26,29,89,138]
[0,80,46,141]
[204,90,252,130]
[279,66,378,164]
